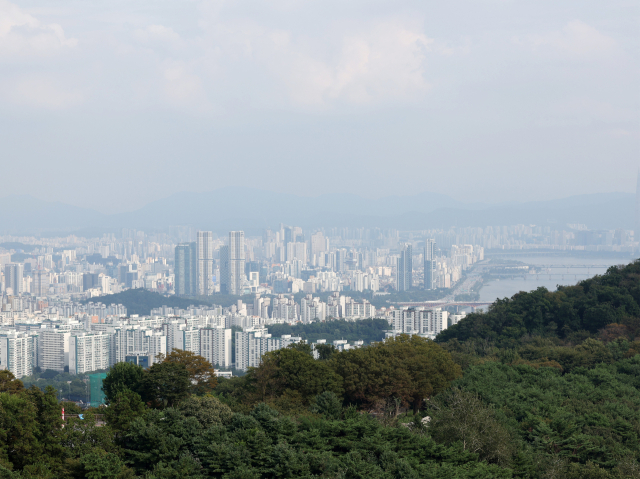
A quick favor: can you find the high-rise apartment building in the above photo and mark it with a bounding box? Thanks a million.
[174,242,196,296]
[69,332,110,374]
[200,327,232,368]
[424,239,436,290]
[396,244,412,291]
[4,263,24,295]
[228,231,245,295]
[38,330,71,372]
[0,331,37,379]
[196,231,214,296]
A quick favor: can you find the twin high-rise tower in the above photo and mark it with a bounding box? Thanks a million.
[175,230,245,296]
[396,239,436,292]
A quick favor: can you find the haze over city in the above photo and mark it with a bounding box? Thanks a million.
[1,2,640,478]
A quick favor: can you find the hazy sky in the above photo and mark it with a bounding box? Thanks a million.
[1,0,638,214]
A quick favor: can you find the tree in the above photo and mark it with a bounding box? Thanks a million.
[139,362,190,408]
[315,344,337,361]
[428,388,516,466]
[178,395,233,428]
[384,335,462,413]
[310,391,342,420]
[102,362,144,404]
[80,451,127,479]
[332,336,461,413]
[104,390,146,435]
[0,371,23,394]
[248,345,343,407]
[163,349,217,395]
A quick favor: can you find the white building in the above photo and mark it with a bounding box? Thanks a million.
[235,327,303,371]
[388,307,448,339]
[69,332,110,374]
[344,299,375,320]
[300,294,327,323]
[0,331,37,379]
[38,329,71,372]
[200,327,232,368]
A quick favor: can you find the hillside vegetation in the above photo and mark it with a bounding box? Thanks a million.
[82,289,210,316]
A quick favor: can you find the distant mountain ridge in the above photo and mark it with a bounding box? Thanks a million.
[0,190,634,235]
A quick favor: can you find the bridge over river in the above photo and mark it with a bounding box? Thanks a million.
[396,301,492,309]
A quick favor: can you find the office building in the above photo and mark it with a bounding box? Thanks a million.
[174,242,196,296]
[424,239,436,290]
[396,243,412,291]
[196,231,214,296]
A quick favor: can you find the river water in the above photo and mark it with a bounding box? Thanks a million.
[477,253,638,304]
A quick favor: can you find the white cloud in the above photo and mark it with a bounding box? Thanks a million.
[134,24,182,45]
[5,76,83,108]
[198,17,435,107]
[162,61,204,106]
[0,0,77,56]
[525,20,616,58]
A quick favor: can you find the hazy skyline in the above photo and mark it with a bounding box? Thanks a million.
[1,0,638,214]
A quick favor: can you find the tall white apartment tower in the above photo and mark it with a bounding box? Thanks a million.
[200,327,232,368]
[69,332,110,374]
[424,239,436,290]
[228,231,245,295]
[196,231,214,296]
[0,331,37,379]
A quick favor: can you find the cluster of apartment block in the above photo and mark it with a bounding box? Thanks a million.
[382,307,466,340]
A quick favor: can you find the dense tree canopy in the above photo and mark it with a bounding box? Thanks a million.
[438,261,640,346]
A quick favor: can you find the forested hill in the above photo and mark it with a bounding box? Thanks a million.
[81,289,210,316]
[437,259,640,346]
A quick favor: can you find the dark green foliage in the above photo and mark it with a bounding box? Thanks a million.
[81,288,210,316]
[438,261,640,346]
[119,403,511,478]
[450,358,640,469]
[139,362,191,408]
[102,362,144,404]
[267,318,389,344]
[104,390,146,435]
[310,391,342,419]
[427,388,516,465]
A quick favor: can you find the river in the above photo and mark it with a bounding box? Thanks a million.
[477,253,637,305]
